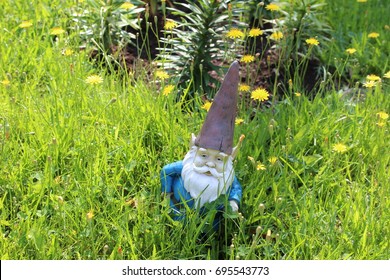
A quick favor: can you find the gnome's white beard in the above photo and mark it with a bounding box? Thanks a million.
[181,147,235,209]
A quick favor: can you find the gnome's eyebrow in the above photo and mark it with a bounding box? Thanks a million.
[218,152,228,158]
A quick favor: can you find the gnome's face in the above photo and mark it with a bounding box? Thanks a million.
[193,147,228,175]
[181,145,234,209]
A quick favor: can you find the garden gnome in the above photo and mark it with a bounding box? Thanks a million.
[160,61,244,222]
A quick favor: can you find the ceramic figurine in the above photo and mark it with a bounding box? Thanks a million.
[160,61,244,224]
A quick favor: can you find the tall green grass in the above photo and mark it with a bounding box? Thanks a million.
[0,0,389,259]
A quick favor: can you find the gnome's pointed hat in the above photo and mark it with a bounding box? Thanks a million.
[195,61,240,155]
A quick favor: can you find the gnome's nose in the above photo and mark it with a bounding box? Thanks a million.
[206,162,216,168]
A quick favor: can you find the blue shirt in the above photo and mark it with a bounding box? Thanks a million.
[160,161,242,215]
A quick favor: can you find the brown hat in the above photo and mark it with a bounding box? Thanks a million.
[195,61,240,154]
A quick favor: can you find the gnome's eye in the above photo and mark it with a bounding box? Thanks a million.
[201,154,207,158]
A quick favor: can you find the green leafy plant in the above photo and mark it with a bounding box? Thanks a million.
[263,0,333,94]
[157,0,245,99]
[68,0,145,53]
[277,0,332,59]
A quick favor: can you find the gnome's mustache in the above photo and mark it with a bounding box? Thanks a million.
[193,165,223,178]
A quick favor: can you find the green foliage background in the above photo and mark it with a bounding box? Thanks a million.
[0,0,389,260]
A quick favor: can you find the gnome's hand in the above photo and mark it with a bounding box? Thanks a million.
[229,200,239,212]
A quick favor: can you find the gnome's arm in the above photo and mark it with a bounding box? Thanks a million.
[228,176,242,212]
[160,161,183,194]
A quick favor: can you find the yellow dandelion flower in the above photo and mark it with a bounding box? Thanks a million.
[86,211,94,220]
[155,70,169,80]
[241,54,255,63]
[332,143,348,153]
[306,38,319,46]
[235,118,244,125]
[226,28,244,39]
[268,156,278,165]
[19,20,33,28]
[164,20,177,30]
[120,2,134,9]
[162,85,175,96]
[62,48,74,56]
[376,121,386,127]
[269,31,283,41]
[266,3,280,11]
[363,80,377,88]
[346,48,357,54]
[357,0,367,2]
[384,71,390,79]
[294,92,301,97]
[248,28,263,37]
[368,32,379,38]
[256,163,266,171]
[377,111,389,120]
[251,88,270,101]
[238,83,250,92]
[366,74,381,81]
[50,27,65,35]
[85,74,103,85]
[1,79,10,86]
[201,101,212,111]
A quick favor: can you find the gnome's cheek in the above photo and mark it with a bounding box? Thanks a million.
[193,159,206,168]
[214,162,226,173]
[215,167,224,174]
